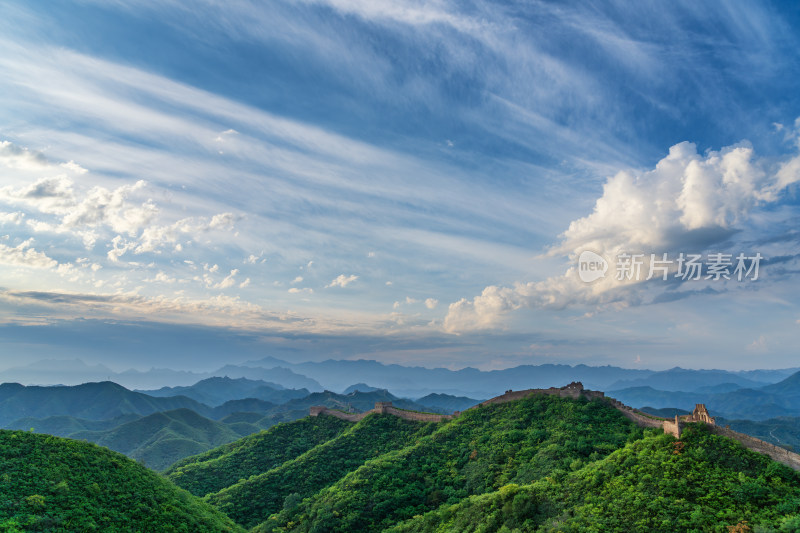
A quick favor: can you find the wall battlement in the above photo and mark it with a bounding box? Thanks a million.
[477,381,605,407]
[309,401,455,423]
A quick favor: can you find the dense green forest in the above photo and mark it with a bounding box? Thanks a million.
[207,413,439,527]
[0,430,242,532]
[255,395,641,532]
[389,425,800,532]
[70,408,246,471]
[166,416,352,496]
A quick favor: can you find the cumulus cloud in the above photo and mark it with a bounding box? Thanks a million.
[326,274,358,288]
[0,141,52,171]
[145,271,176,284]
[0,212,25,225]
[444,137,800,333]
[425,298,439,309]
[214,269,239,289]
[129,212,236,257]
[0,175,156,238]
[0,142,238,265]
[0,239,58,269]
[288,287,313,294]
[61,180,156,235]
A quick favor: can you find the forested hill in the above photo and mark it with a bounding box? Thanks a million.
[0,429,242,532]
[167,393,800,532]
[389,424,800,532]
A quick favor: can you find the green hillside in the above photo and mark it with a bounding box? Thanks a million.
[208,413,439,528]
[273,389,442,415]
[0,429,243,532]
[71,408,244,471]
[253,394,642,531]
[5,413,142,435]
[166,415,352,496]
[389,424,800,532]
[719,416,800,453]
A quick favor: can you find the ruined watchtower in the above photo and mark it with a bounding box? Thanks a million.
[689,404,715,425]
[374,401,393,414]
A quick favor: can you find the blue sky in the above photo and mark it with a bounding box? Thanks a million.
[1,0,800,372]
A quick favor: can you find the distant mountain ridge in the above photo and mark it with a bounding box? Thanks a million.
[0,381,209,427]
[4,357,798,399]
[610,369,800,420]
[0,381,285,427]
[415,393,482,413]
[608,367,775,391]
[139,376,309,406]
[0,359,324,391]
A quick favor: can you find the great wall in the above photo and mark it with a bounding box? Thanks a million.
[309,381,800,471]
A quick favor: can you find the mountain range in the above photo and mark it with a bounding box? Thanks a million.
[139,376,309,406]
[4,358,800,471]
[0,379,472,469]
[609,369,800,420]
[3,356,799,399]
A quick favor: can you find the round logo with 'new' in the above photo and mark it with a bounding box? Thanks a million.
[578,250,608,283]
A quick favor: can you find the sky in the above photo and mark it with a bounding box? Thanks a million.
[1,0,800,372]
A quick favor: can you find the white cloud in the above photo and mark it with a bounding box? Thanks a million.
[298,0,487,35]
[444,137,800,333]
[326,274,358,288]
[132,212,236,256]
[145,271,176,284]
[214,269,239,289]
[0,141,52,171]
[288,287,313,294]
[425,298,438,309]
[107,235,136,262]
[61,180,155,235]
[291,276,303,284]
[0,239,57,269]
[1,176,156,237]
[747,335,768,354]
[0,212,25,225]
[405,296,418,304]
[239,278,251,288]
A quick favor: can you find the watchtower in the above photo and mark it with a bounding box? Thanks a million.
[375,401,393,414]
